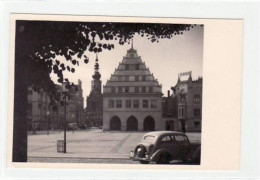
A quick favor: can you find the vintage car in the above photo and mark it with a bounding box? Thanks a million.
[129,131,201,164]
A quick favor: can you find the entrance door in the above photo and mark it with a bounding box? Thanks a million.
[110,116,121,130]
[126,116,138,131]
[143,116,155,131]
[166,120,174,130]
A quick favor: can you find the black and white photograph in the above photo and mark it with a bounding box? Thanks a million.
[11,16,204,165]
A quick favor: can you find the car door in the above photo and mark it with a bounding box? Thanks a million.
[173,134,190,159]
[159,135,179,159]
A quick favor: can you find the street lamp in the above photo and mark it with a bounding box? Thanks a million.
[62,83,69,153]
[46,110,50,135]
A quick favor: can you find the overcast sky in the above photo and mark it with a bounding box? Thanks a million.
[51,25,203,108]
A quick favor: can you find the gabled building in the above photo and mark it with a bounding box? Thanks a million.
[103,42,163,131]
[85,54,103,127]
[171,71,203,132]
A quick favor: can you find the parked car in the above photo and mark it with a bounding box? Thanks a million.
[129,131,201,164]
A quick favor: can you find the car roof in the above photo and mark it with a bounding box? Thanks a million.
[143,131,184,138]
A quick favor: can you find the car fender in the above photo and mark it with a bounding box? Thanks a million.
[150,148,171,162]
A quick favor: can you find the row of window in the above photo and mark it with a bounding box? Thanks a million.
[125,64,140,70]
[111,86,153,93]
[180,95,201,103]
[108,99,157,108]
[115,75,148,82]
[178,108,201,117]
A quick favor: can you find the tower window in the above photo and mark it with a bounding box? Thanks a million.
[135,64,139,70]
[143,100,149,108]
[194,95,200,103]
[111,87,115,93]
[116,100,122,108]
[151,100,157,108]
[142,75,146,81]
[125,100,131,108]
[135,76,139,81]
[125,87,129,93]
[149,87,153,93]
[194,109,201,117]
[142,87,146,93]
[135,87,139,93]
[118,87,122,93]
[133,100,139,108]
[125,76,129,81]
[125,64,129,70]
[108,100,114,108]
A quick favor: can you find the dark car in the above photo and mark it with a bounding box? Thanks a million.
[129,131,201,164]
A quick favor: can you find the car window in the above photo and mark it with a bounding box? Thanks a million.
[143,135,156,143]
[174,135,189,142]
[161,135,172,143]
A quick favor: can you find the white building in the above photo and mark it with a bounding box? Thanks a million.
[103,43,163,131]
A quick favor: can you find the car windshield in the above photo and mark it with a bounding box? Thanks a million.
[142,135,156,143]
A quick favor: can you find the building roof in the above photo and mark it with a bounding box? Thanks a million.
[103,44,162,94]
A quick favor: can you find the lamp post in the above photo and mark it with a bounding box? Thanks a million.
[62,83,68,153]
[46,110,50,135]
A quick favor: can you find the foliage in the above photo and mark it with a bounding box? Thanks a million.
[16,21,194,91]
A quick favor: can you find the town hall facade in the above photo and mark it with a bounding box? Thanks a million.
[103,43,163,131]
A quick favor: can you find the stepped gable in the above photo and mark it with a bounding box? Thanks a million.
[104,44,162,94]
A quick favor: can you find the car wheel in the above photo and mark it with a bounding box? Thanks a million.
[139,160,150,164]
[156,153,170,164]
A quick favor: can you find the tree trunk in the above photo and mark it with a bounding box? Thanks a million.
[12,31,28,162]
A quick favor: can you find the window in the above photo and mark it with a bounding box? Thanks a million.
[143,100,149,108]
[194,109,201,117]
[118,76,123,81]
[125,64,129,70]
[135,64,139,70]
[181,96,186,102]
[111,87,115,93]
[116,100,122,108]
[135,87,139,93]
[108,100,114,108]
[194,95,200,103]
[125,100,131,108]
[135,76,139,81]
[142,75,146,81]
[161,136,172,143]
[194,121,200,128]
[125,87,129,93]
[149,87,153,93]
[118,87,122,93]
[133,100,139,108]
[174,135,189,142]
[125,76,129,81]
[151,100,157,108]
[142,87,146,93]
[38,103,42,109]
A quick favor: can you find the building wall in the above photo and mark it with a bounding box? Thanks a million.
[103,95,163,130]
[171,72,203,132]
[103,47,163,131]
[27,80,84,131]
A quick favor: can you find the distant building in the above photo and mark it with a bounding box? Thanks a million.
[103,42,163,131]
[85,54,103,127]
[27,80,84,131]
[162,90,178,131]
[170,71,203,132]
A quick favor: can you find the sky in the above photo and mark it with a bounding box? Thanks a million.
[51,25,203,108]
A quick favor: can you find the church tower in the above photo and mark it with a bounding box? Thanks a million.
[85,54,103,127]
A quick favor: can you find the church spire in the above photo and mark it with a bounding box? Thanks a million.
[93,53,101,80]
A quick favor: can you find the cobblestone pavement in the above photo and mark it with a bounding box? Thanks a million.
[28,129,201,163]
